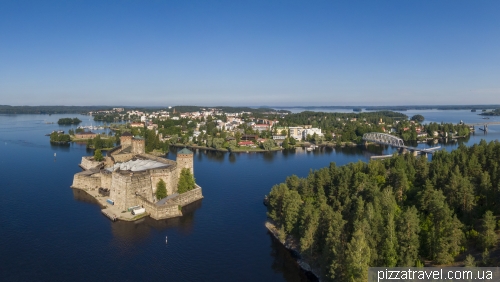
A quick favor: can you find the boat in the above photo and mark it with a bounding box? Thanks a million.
[165,236,168,244]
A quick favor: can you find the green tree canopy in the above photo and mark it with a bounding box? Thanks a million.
[410,114,425,122]
[177,168,195,194]
[94,149,104,161]
[156,179,167,200]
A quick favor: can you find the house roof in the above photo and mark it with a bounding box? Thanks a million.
[121,131,132,136]
[78,131,96,135]
[178,148,193,155]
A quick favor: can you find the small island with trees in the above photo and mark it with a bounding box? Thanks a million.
[50,132,71,144]
[480,109,500,116]
[57,117,82,125]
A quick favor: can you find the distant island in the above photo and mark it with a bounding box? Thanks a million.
[480,109,500,116]
[58,117,82,125]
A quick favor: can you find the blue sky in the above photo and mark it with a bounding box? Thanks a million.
[1,0,499,106]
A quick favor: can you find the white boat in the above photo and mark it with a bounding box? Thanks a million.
[165,236,168,244]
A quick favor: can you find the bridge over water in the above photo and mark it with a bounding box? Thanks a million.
[362,132,441,154]
[465,121,500,126]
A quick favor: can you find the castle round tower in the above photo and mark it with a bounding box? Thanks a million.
[120,131,133,147]
[132,136,145,154]
[176,148,194,176]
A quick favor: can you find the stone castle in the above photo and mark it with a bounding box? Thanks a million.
[71,132,203,220]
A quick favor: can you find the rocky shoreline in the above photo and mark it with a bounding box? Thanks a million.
[265,220,321,282]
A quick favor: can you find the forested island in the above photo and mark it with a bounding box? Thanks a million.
[480,109,500,116]
[50,132,71,144]
[57,117,82,125]
[266,140,500,281]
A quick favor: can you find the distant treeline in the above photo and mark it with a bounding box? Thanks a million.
[365,105,500,111]
[170,106,290,114]
[0,105,113,114]
[272,105,500,111]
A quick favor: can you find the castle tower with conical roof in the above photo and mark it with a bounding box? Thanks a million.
[176,148,193,177]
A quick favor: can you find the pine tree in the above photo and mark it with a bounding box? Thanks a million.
[345,221,371,282]
[156,179,167,200]
[464,254,476,267]
[480,210,497,250]
[94,149,104,161]
[299,201,319,255]
[396,206,420,266]
[282,190,302,235]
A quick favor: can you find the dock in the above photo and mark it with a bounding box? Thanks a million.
[101,209,118,222]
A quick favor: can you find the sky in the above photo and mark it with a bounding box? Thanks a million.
[1,0,499,107]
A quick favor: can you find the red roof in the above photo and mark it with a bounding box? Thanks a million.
[238,141,254,146]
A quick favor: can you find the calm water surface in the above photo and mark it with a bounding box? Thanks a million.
[0,112,499,281]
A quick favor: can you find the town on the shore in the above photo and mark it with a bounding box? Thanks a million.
[49,106,473,155]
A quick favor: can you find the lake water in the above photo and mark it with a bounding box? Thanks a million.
[1,111,499,281]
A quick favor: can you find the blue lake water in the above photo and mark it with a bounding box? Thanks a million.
[0,112,499,281]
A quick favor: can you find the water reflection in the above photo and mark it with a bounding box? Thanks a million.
[262,151,276,162]
[73,188,203,241]
[72,188,101,205]
[110,200,202,240]
[50,142,71,151]
[268,233,316,282]
[228,153,236,163]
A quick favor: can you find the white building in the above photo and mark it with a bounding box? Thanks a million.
[303,128,323,139]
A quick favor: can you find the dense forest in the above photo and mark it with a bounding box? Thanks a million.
[266,140,500,281]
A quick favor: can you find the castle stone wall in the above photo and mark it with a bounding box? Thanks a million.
[167,187,203,206]
[80,157,102,170]
[120,136,132,147]
[112,153,135,163]
[136,195,182,220]
[132,139,145,154]
[101,172,112,189]
[72,173,102,190]
[109,172,130,210]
